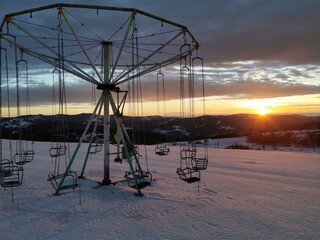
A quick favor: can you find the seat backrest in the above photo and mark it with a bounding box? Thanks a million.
[0,159,11,170]
[1,165,23,187]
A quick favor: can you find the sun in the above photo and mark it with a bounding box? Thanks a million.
[239,99,277,116]
[256,107,272,116]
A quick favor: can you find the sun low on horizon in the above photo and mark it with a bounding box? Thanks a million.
[237,98,278,116]
[255,107,273,116]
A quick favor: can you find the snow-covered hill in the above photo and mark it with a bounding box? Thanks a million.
[1,140,319,239]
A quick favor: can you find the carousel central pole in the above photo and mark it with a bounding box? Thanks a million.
[102,41,112,185]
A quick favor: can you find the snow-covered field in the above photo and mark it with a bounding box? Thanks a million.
[1,140,319,240]
[205,136,320,153]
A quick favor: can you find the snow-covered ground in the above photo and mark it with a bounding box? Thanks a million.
[1,140,319,240]
[204,137,320,153]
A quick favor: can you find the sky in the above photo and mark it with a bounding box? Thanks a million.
[0,0,319,117]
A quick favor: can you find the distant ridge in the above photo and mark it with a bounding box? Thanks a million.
[1,114,319,144]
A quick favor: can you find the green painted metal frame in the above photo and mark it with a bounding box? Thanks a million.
[53,94,103,195]
[109,94,146,195]
[1,3,195,40]
[0,3,200,195]
[79,97,104,178]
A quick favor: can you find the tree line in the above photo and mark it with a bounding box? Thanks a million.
[247,131,319,151]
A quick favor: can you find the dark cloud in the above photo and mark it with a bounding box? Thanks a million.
[2,0,319,64]
[274,73,288,79]
[200,0,320,64]
[2,80,92,107]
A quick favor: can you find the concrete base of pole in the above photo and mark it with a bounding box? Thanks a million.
[101,179,112,185]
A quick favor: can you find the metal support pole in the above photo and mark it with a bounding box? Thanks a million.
[0,41,3,160]
[102,42,111,185]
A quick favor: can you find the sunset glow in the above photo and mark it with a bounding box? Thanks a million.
[238,98,278,115]
[2,93,320,117]
[256,107,272,116]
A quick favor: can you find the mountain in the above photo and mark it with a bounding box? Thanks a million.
[0,114,319,144]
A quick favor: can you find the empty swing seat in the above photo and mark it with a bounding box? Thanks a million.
[89,143,102,154]
[124,170,152,189]
[155,146,170,156]
[47,171,78,191]
[192,157,208,170]
[24,150,35,162]
[49,146,67,157]
[14,150,35,165]
[1,165,23,188]
[176,167,201,183]
[0,159,13,178]
[180,148,197,160]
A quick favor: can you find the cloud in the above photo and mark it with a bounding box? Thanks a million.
[192,1,319,64]
[204,80,320,99]
[118,72,320,102]
[275,73,288,79]
[1,0,319,116]
[2,0,319,65]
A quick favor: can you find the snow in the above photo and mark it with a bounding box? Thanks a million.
[205,137,248,148]
[2,119,32,129]
[1,140,320,239]
[171,125,190,135]
[204,137,320,153]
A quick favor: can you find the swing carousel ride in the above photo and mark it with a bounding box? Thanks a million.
[0,3,208,196]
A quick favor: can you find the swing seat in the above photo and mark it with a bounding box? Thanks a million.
[24,150,35,162]
[49,146,67,157]
[0,159,13,178]
[176,167,201,183]
[1,165,23,188]
[47,171,78,191]
[180,148,197,160]
[13,150,34,165]
[192,157,208,170]
[1,169,12,178]
[155,146,170,156]
[90,143,102,154]
[124,170,152,189]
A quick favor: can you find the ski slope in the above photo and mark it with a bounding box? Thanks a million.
[1,141,319,239]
